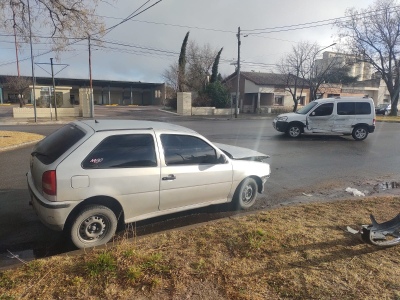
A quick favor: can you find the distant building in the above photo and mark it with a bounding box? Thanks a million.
[224,72,310,113]
[315,51,373,81]
[0,75,165,106]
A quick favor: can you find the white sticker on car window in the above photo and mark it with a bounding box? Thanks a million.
[90,158,103,164]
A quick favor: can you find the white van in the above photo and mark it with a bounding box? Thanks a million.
[273,97,376,141]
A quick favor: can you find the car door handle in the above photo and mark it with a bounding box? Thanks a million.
[162,174,176,181]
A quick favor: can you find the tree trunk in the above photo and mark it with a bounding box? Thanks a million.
[293,98,298,112]
[18,94,25,108]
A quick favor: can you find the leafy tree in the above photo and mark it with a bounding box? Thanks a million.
[4,76,31,107]
[336,0,400,115]
[0,0,105,51]
[178,31,190,92]
[210,47,223,83]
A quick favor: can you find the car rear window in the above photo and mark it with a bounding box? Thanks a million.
[32,123,86,165]
[82,134,157,169]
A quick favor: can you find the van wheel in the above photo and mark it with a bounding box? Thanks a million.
[233,177,258,210]
[286,124,302,138]
[352,126,369,141]
[69,205,117,249]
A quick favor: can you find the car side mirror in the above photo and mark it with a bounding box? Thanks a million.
[310,111,316,116]
[217,154,227,164]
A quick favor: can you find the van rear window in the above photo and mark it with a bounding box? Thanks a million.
[31,123,86,165]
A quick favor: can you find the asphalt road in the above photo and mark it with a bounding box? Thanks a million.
[1,105,400,267]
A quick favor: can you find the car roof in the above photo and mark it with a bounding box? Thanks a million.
[316,97,373,102]
[77,119,197,134]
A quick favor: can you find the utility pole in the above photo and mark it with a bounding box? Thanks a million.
[27,0,37,122]
[50,58,58,120]
[235,27,241,118]
[88,36,94,118]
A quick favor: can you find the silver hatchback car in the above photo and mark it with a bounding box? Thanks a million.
[27,120,271,248]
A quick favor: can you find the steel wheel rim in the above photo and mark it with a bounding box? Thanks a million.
[242,183,255,204]
[78,214,110,242]
[289,127,300,137]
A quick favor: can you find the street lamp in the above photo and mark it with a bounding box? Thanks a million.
[310,43,337,100]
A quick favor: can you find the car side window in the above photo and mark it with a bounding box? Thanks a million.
[161,134,217,166]
[82,134,157,169]
[337,102,356,115]
[312,103,334,116]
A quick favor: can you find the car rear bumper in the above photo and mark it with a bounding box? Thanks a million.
[27,172,73,231]
[368,125,375,133]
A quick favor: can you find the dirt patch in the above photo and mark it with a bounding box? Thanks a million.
[0,131,44,151]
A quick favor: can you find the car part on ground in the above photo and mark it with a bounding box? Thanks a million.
[347,214,400,246]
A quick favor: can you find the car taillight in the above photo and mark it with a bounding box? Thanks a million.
[373,118,376,125]
[42,170,56,196]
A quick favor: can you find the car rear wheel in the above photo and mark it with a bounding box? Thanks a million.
[69,205,117,249]
[233,177,258,210]
[352,126,369,141]
[286,124,302,138]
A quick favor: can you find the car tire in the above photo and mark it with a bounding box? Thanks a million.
[352,126,369,141]
[233,177,258,210]
[69,205,118,249]
[286,124,302,138]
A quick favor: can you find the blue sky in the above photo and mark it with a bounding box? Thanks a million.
[0,0,375,83]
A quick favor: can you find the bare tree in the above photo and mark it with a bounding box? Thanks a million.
[4,76,32,107]
[186,41,217,92]
[277,41,313,111]
[336,0,400,115]
[0,0,106,51]
[163,40,218,96]
[278,41,354,109]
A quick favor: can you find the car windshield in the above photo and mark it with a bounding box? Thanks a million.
[296,101,318,114]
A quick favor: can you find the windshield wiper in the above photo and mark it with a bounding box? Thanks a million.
[31,151,50,157]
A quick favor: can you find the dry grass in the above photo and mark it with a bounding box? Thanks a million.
[376,115,400,122]
[0,131,44,150]
[1,197,400,299]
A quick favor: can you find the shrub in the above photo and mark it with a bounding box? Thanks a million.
[206,81,230,108]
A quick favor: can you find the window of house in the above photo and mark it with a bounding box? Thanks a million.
[161,134,217,166]
[297,96,305,105]
[316,93,324,99]
[274,96,284,106]
[82,134,157,169]
[312,103,334,116]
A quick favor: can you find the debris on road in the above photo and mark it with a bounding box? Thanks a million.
[345,187,365,197]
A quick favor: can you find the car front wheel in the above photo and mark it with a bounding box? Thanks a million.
[286,124,302,138]
[352,126,369,141]
[69,205,118,249]
[233,177,258,210]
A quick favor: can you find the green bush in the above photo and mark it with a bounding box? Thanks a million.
[205,81,230,108]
